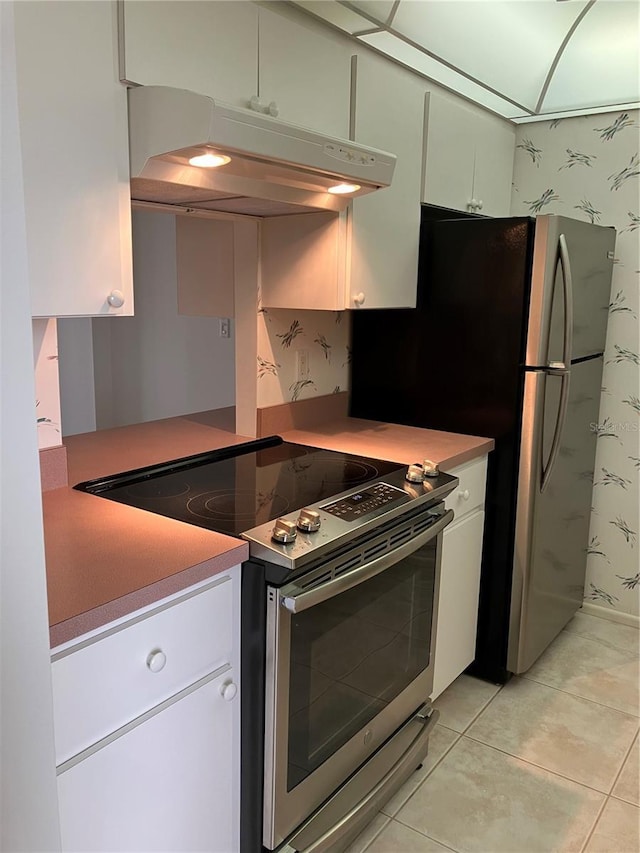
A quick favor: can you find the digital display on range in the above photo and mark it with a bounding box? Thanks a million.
[323,482,408,521]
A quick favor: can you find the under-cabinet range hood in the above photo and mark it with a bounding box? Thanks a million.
[128,86,396,217]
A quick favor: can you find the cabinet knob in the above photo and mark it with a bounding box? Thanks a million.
[459,489,470,501]
[249,95,262,112]
[146,650,167,673]
[353,292,366,307]
[476,200,484,211]
[107,289,125,308]
[468,199,477,212]
[220,680,238,702]
[267,101,279,117]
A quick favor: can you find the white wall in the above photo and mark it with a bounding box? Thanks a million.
[33,318,63,448]
[511,111,640,618]
[57,318,97,436]
[58,209,236,434]
[1,4,61,849]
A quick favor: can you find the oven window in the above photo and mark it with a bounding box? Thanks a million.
[287,540,436,791]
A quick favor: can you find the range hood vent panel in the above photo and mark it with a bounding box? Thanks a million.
[128,86,396,217]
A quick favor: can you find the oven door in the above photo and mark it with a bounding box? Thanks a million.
[263,505,453,849]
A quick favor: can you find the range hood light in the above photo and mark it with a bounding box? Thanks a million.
[188,151,231,168]
[327,183,361,195]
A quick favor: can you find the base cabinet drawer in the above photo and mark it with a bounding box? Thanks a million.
[58,668,238,852]
[52,576,233,764]
[433,509,485,700]
[444,456,488,521]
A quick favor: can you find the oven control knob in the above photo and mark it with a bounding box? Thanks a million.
[297,509,321,533]
[405,464,425,483]
[423,459,440,478]
[272,518,297,544]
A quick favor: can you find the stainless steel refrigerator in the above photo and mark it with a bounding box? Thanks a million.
[350,211,616,682]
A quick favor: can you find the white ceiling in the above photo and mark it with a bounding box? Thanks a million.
[291,0,640,122]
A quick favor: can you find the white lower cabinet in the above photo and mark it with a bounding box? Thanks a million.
[58,670,237,852]
[53,569,240,852]
[432,456,488,700]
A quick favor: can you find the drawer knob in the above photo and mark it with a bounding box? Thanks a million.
[107,289,125,308]
[220,680,238,702]
[460,489,470,501]
[146,650,167,673]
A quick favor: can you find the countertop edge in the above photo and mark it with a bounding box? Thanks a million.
[49,541,248,649]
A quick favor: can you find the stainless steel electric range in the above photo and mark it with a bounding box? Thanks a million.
[76,436,457,853]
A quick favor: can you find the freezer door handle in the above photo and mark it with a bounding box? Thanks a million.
[556,233,574,370]
[541,369,570,493]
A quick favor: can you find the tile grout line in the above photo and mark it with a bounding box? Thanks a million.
[557,626,640,657]
[606,729,639,798]
[380,726,464,819]
[435,680,506,737]
[357,814,391,853]
[564,631,640,656]
[460,731,626,798]
[520,671,640,718]
[386,817,460,853]
[578,795,610,853]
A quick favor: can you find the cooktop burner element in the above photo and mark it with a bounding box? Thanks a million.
[74,436,405,538]
[186,490,290,524]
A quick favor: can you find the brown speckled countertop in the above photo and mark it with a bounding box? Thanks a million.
[44,406,493,648]
[278,416,494,470]
[44,409,251,648]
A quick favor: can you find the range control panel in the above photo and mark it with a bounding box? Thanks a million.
[321,482,407,522]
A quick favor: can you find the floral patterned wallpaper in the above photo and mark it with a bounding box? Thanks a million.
[32,318,61,450]
[256,301,350,408]
[512,110,639,618]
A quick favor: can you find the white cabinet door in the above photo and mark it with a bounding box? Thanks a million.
[122,1,258,108]
[258,6,350,138]
[423,92,476,214]
[471,112,516,217]
[57,669,239,852]
[349,53,425,309]
[14,1,133,318]
[432,509,485,700]
[423,91,515,218]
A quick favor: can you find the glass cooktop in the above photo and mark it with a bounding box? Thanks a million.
[75,436,405,538]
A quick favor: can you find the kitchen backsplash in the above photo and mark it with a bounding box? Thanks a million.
[32,318,62,450]
[512,110,639,619]
[256,304,350,408]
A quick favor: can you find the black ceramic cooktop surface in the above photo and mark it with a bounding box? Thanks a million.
[75,436,404,537]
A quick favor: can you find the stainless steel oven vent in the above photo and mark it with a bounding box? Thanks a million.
[280,507,445,600]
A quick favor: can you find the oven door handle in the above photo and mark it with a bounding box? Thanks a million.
[281,509,454,614]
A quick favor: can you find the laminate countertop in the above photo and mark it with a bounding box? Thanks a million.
[43,408,493,648]
[44,410,251,648]
[277,417,493,470]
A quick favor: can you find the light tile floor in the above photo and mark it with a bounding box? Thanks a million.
[347,611,640,853]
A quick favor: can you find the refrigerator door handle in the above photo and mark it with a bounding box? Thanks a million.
[556,234,574,370]
[540,369,570,493]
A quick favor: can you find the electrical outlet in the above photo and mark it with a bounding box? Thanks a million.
[219,318,231,338]
[296,349,309,379]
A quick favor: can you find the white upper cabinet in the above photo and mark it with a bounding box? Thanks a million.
[348,52,425,309]
[14,1,133,318]
[261,52,425,312]
[423,91,515,217]
[258,6,350,137]
[122,1,259,108]
[122,2,350,136]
